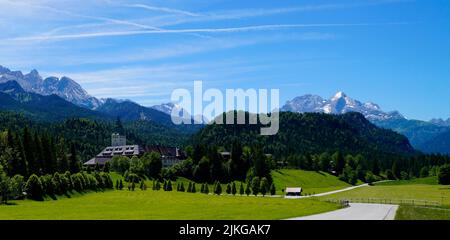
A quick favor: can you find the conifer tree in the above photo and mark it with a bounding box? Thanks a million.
[251,177,260,196]
[57,138,69,173]
[239,183,245,195]
[119,180,123,190]
[231,182,237,195]
[269,183,276,196]
[260,177,269,196]
[187,182,192,193]
[226,183,231,194]
[204,183,209,194]
[25,174,44,200]
[115,180,119,190]
[214,181,222,195]
[245,183,251,196]
[180,182,185,192]
[191,183,196,193]
[69,143,81,173]
[22,127,35,175]
[200,183,205,193]
[167,180,173,191]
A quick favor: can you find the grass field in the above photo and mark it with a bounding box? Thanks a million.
[374,177,438,186]
[111,169,354,196]
[0,189,339,220]
[322,177,450,205]
[271,169,353,195]
[395,205,450,220]
[320,176,450,219]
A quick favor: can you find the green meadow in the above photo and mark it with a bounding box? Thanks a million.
[321,176,450,220]
[0,189,339,220]
[271,169,353,195]
[0,169,353,220]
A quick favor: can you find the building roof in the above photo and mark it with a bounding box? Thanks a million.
[84,157,112,166]
[143,145,185,158]
[285,187,302,193]
[98,145,142,157]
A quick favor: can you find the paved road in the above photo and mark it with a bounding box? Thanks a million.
[298,184,369,198]
[288,203,399,220]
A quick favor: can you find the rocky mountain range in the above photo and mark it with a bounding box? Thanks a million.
[281,91,404,121]
[282,92,450,154]
[0,65,102,109]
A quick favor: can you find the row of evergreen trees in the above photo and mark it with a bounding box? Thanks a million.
[0,128,81,178]
[0,166,113,204]
[146,179,277,196]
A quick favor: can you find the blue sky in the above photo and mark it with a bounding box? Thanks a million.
[0,0,449,120]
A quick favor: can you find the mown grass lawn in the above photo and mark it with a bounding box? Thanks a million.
[0,189,339,220]
[271,169,353,195]
[111,169,354,196]
[321,177,450,205]
[395,205,450,220]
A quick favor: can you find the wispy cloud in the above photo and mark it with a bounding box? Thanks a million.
[124,3,202,17]
[9,23,403,42]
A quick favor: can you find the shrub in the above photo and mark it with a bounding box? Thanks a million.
[191,183,196,193]
[260,177,269,196]
[269,183,276,196]
[119,180,123,190]
[64,171,73,191]
[166,180,173,191]
[187,182,192,192]
[200,183,205,193]
[204,183,209,194]
[251,177,260,196]
[400,171,409,180]
[40,175,54,196]
[438,165,450,185]
[231,182,237,195]
[386,169,395,180]
[180,182,185,192]
[420,166,429,178]
[10,175,26,200]
[239,183,244,195]
[245,183,251,196]
[25,174,44,200]
[71,174,82,192]
[214,181,222,195]
[365,171,376,185]
[226,183,231,194]
[52,173,63,195]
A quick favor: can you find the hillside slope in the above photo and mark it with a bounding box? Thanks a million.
[193,111,416,158]
[271,169,351,194]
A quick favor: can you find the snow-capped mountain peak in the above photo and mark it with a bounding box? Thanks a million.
[282,91,405,121]
[0,65,101,109]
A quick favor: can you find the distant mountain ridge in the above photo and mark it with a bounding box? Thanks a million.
[282,91,450,155]
[0,65,101,109]
[0,80,108,121]
[282,91,404,121]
